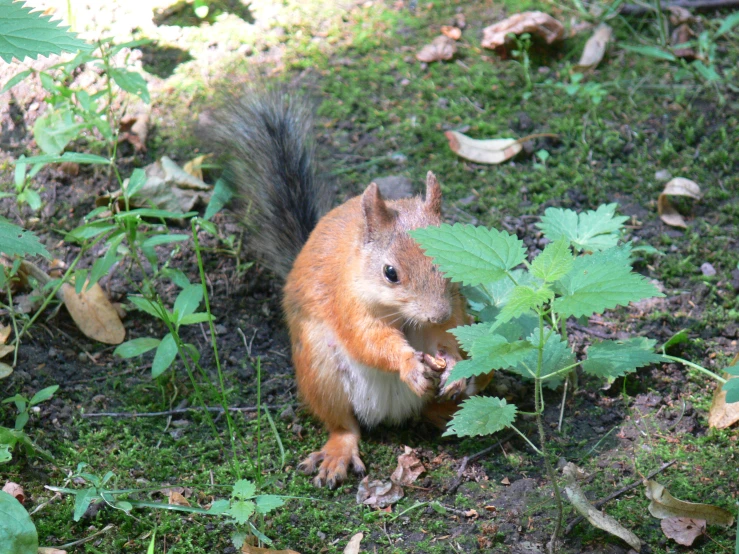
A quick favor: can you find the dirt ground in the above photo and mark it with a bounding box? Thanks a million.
[1,0,738,553]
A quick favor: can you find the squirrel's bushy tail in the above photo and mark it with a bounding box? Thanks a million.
[204,89,331,278]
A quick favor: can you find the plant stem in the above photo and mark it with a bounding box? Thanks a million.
[655,0,668,47]
[662,355,727,383]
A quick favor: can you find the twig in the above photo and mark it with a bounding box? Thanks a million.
[620,0,739,14]
[446,434,514,494]
[564,459,677,535]
[59,523,115,549]
[81,404,289,418]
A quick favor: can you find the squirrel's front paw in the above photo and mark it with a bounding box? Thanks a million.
[401,351,444,397]
[435,350,466,401]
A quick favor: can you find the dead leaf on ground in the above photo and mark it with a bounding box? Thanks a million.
[0,363,12,379]
[183,154,209,181]
[668,6,696,26]
[645,480,735,526]
[563,463,644,551]
[38,548,68,554]
[0,344,14,359]
[390,446,425,486]
[0,324,12,344]
[440,25,462,40]
[481,11,564,50]
[416,35,457,63]
[343,532,363,554]
[661,517,706,546]
[168,490,190,507]
[3,481,25,503]
[671,23,696,59]
[61,281,125,345]
[356,476,404,508]
[119,111,149,152]
[240,545,300,554]
[575,24,612,70]
[657,177,701,228]
[445,131,522,164]
[708,373,739,429]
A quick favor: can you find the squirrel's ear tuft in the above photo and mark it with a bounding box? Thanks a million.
[424,171,442,215]
[361,182,393,241]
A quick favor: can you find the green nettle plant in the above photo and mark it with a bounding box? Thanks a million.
[411,203,738,544]
[0,385,58,463]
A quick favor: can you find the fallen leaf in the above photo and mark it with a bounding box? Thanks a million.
[0,324,11,344]
[61,281,126,345]
[38,549,67,554]
[168,490,190,506]
[575,24,612,70]
[645,480,735,526]
[708,374,739,429]
[3,481,25,503]
[661,517,706,546]
[657,177,701,228]
[668,6,696,25]
[464,508,479,519]
[440,25,462,40]
[482,11,564,50]
[356,476,404,508]
[343,532,363,554]
[390,446,425,485]
[0,362,12,379]
[416,35,457,63]
[240,545,300,554]
[119,111,149,152]
[444,131,522,164]
[671,23,696,59]
[500,477,510,485]
[563,463,643,551]
[183,154,209,181]
[0,344,14,363]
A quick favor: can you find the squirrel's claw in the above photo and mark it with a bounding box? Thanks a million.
[298,432,365,489]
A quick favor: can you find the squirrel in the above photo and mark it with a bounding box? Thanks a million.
[205,90,493,488]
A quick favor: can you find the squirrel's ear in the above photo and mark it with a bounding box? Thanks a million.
[361,182,393,241]
[424,171,442,215]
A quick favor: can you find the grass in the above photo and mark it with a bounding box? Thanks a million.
[1,0,738,552]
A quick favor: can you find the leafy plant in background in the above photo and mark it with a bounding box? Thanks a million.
[0,385,57,463]
[411,203,738,546]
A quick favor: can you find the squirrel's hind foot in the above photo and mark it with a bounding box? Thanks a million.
[297,430,365,489]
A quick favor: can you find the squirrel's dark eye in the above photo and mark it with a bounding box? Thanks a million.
[383,265,399,284]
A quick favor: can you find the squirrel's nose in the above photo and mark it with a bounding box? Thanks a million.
[427,305,452,325]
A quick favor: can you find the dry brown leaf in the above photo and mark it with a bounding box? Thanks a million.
[668,6,696,25]
[464,508,479,519]
[356,476,404,508]
[0,362,12,379]
[657,177,701,228]
[445,131,522,164]
[575,24,612,70]
[38,548,68,554]
[168,490,190,506]
[708,374,739,429]
[343,532,363,554]
[416,35,457,63]
[661,517,706,546]
[240,545,300,554]
[0,344,14,359]
[61,282,125,345]
[482,11,564,50]
[440,25,462,40]
[119,111,149,152]
[0,324,11,344]
[183,154,209,181]
[390,446,425,486]
[563,463,643,551]
[3,481,25,503]
[645,480,735,526]
[671,23,696,59]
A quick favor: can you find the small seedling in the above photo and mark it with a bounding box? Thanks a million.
[0,385,58,463]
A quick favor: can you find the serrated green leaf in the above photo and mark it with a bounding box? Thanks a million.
[226,500,255,525]
[450,323,492,352]
[530,237,573,282]
[108,68,150,103]
[497,284,552,323]
[174,284,203,323]
[0,217,49,258]
[511,331,575,388]
[537,204,628,252]
[207,499,230,514]
[443,396,517,437]
[448,335,534,381]
[0,489,38,554]
[554,248,662,318]
[582,338,665,379]
[151,333,177,378]
[232,479,256,500]
[411,224,525,286]
[204,178,233,221]
[114,337,161,358]
[255,495,284,515]
[33,106,83,155]
[0,0,91,63]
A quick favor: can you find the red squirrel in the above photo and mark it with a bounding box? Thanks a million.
[206,90,492,488]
